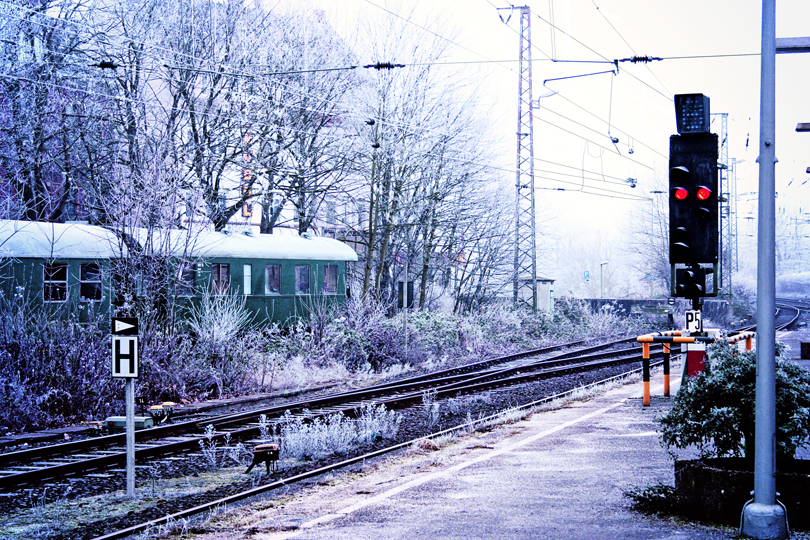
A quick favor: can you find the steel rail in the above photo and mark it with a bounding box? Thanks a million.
[0,339,651,487]
[0,336,610,469]
[89,357,667,540]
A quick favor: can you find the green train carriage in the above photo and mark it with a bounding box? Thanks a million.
[0,220,358,327]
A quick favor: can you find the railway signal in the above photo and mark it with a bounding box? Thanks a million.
[669,93,719,303]
[669,131,719,265]
[674,267,707,298]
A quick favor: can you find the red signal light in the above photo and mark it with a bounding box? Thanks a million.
[696,186,711,200]
[674,187,688,200]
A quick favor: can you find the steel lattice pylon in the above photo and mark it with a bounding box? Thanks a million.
[730,158,739,275]
[713,113,735,297]
[513,5,538,311]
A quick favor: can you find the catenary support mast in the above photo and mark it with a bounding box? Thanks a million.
[513,5,538,311]
[713,113,734,296]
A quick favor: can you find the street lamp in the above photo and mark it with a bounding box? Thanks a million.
[600,261,608,299]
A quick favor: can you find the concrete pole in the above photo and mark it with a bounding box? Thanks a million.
[741,1,787,537]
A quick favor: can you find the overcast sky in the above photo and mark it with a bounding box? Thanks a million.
[296,0,810,295]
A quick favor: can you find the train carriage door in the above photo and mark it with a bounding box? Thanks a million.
[176,263,196,296]
[324,265,338,295]
[243,264,252,295]
[265,264,281,294]
[212,263,230,294]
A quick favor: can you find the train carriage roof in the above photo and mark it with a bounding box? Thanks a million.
[129,227,359,261]
[0,220,127,259]
[0,221,358,262]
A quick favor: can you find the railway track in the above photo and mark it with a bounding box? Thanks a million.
[3,304,805,540]
[3,300,803,491]
[90,363,654,540]
[0,335,656,489]
[775,298,806,327]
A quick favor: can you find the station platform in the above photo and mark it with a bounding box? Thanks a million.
[208,376,744,540]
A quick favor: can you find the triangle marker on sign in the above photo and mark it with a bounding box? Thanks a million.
[115,320,136,333]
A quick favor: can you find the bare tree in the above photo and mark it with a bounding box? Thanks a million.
[347,5,507,310]
[251,11,357,235]
[0,0,115,222]
[625,171,671,296]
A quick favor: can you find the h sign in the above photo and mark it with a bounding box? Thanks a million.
[112,336,139,378]
[111,318,139,378]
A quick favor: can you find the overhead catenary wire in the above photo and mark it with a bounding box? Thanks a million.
[532,10,671,102]
[589,0,673,99]
[533,174,651,200]
[532,112,653,170]
[361,0,515,74]
[485,1,665,164]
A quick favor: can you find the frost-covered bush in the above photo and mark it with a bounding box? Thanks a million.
[356,403,402,444]
[279,404,401,460]
[659,341,810,461]
[407,310,461,360]
[185,292,253,353]
[280,410,361,460]
[0,293,116,432]
[316,299,404,371]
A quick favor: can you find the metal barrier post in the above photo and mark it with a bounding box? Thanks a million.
[642,342,650,406]
[663,344,671,397]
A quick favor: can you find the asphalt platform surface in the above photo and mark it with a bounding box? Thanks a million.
[207,374,747,540]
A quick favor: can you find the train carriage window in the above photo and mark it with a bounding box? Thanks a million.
[176,263,196,296]
[324,265,338,295]
[295,265,310,295]
[43,262,67,302]
[265,264,280,294]
[80,263,102,302]
[212,263,230,295]
[243,264,252,295]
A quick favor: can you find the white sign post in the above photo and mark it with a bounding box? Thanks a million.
[112,318,138,499]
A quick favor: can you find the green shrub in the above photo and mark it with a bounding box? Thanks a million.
[659,341,810,461]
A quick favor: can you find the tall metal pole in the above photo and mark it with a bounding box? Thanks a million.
[403,230,409,359]
[741,1,786,537]
[731,158,740,274]
[513,6,538,311]
[125,378,135,498]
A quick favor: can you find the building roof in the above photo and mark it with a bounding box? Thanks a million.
[0,220,127,259]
